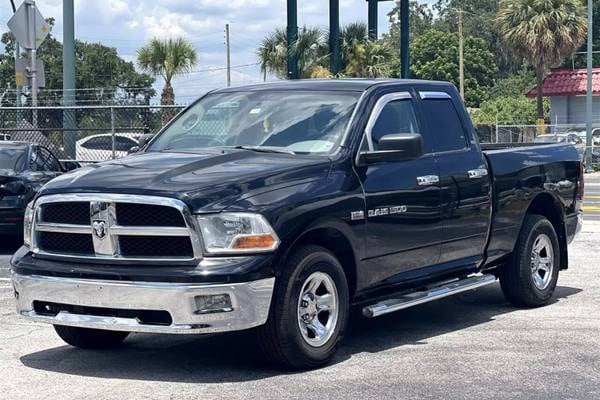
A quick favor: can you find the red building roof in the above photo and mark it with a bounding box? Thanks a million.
[526,68,600,97]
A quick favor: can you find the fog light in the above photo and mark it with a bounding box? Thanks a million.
[194,294,233,314]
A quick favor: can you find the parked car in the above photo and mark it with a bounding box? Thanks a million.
[11,80,583,369]
[75,133,140,161]
[0,142,78,237]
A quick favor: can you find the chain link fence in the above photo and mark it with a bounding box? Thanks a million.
[0,105,186,163]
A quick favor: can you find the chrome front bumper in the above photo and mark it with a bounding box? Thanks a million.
[12,273,275,334]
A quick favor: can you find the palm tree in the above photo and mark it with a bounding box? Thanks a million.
[339,22,369,69]
[344,40,393,78]
[257,26,327,79]
[497,0,587,119]
[257,27,288,79]
[137,38,197,124]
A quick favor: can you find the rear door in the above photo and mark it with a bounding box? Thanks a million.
[417,90,492,266]
[356,90,443,288]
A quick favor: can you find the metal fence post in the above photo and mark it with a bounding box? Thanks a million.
[111,106,116,159]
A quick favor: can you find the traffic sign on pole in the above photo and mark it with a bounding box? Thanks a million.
[7,1,49,50]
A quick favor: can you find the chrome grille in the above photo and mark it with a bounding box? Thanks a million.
[31,194,202,262]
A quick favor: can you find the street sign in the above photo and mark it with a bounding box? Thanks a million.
[15,57,45,88]
[7,2,50,50]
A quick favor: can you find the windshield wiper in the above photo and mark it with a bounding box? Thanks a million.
[233,145,296,155]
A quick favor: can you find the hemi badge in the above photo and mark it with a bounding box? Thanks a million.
[350,211,365,221]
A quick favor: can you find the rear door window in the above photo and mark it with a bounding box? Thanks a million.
[115,136,137,152]
[82,136,112,150]
[421,96,468,153]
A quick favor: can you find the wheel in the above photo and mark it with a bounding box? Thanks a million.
[500,214,560,307]
[257,245,349,369]
[54,325,129,349]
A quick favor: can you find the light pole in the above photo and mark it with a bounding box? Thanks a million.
[286,0,298,79]
[9,0,21,107]
[63,0,76,158]
[585,0,593,171]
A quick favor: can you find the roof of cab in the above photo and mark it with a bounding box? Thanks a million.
[214,78,453,93]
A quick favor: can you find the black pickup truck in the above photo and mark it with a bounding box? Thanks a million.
[11,80,583,369]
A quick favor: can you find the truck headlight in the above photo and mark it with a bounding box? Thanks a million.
[196,213,279,254]
[23,201,34,248]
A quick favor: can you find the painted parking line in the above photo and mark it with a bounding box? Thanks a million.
[583,205,600,213]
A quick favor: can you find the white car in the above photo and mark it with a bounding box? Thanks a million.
[75,133,140,162]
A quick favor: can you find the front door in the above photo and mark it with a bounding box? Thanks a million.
[356,91,443,289]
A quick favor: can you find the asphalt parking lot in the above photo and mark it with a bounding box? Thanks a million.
[0,176,599,400]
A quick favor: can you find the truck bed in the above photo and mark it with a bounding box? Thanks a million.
[481,142,581,266]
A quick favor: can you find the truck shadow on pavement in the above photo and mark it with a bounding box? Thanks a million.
[19,283,581,382]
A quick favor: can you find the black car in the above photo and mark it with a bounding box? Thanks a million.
[0,142,77,237]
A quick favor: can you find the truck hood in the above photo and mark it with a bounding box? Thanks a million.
[39,149,331,212]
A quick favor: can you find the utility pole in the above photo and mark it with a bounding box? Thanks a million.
[458,10,465,100]
[9,0,21,107]
[225,24,231,87]
[63,0,76,158]
[585,0,593,170]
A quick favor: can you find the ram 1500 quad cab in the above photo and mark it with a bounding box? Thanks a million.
[11,80,583,369]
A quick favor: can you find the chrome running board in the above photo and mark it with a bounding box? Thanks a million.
[363,274,497,318]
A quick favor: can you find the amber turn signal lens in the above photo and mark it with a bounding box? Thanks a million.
[231,234,276,250]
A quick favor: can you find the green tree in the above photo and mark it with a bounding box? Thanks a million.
[565,0,600,68]
[497,0,587,119]
[257,26,327,79]
[471,96,547,125]
[338,22,369,70]
[1,18,155,105]
[386,0,434,42]
[488,67,536,99]
[137,37,197,108]
[434,1,523,76]
[258,23,394,79]
[410,29,498,107]
[344,40,394,78]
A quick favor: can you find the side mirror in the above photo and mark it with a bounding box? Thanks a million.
[359,133,424,164]
[61,160,81,171]
[128,146,140,154]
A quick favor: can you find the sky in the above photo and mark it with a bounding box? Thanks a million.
[1,0,435,104]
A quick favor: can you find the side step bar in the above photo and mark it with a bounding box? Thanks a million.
[363,274,497,318]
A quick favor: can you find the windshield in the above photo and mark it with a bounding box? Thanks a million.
[0,148,26,173]
[148,90,361,154]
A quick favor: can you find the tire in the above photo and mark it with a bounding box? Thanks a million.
[257,245,349,369]
[54,325,129,349]
[500,214,560,307]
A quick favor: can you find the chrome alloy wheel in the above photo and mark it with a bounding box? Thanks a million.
[530,233,554,290]
[297,271,339,347]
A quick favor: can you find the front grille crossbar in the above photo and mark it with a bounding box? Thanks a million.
[36,223,189,237]
[31,194,202,262]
